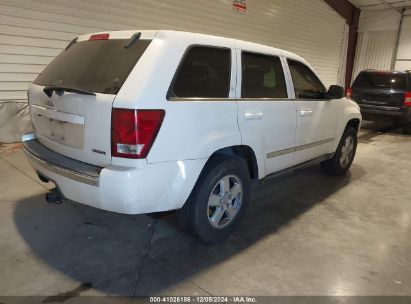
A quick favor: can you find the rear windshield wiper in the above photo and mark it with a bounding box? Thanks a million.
[125,32,141,49]
[65,37,78,51]
[43,85,96,98]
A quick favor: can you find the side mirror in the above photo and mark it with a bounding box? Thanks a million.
[326,85,344,99]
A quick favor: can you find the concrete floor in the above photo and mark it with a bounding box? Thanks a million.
[0,121,411,301]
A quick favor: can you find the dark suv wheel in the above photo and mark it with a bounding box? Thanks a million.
[321,126,357,176]
[403,122,411,135]
[177,156,251,244]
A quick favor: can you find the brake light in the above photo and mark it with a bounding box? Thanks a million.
[111,109,165,159]
[89,33,110,41]
[346,88,352,99]
[405,92,411,107]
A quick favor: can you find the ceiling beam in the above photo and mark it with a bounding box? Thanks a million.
[380,0,404,12]
[324,0,359,24]
[352,0,411,11]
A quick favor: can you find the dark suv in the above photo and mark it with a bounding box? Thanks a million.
[349,70,411,134]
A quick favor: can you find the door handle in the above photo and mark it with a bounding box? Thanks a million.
[245,112,263,121]
[299,109,313,117]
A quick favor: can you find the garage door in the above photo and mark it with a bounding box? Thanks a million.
[0,0,346,142]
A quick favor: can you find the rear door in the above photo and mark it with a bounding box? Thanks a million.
[236,49,296,177]
[287,59,339,164]
[29,33,152,167]
[352,71,407,109]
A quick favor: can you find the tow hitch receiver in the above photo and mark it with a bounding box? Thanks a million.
[45,189,65,204]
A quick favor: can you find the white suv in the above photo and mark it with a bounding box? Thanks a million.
[23,31,361,243]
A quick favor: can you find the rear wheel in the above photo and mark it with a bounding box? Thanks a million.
[321,127,357,176]
[403,122,411,135]
[177,157,250,244]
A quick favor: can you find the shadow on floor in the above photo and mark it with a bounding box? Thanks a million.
[358,120,407,143]
[13,160,367,296]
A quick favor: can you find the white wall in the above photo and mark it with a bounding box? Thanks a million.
[353,31,398,78]
[395,12,411,70]
[352,9,401,82]
[353,8,411,83]
[0,0,347,142]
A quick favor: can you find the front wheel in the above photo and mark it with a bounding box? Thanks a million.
[177,157,251,244]
[321,127,358,176]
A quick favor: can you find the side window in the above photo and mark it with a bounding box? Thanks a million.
[170,46,231,98]
[242,52,287,99]
[287,59,325,99]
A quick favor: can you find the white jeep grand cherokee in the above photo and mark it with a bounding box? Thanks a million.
[23,30,361,243]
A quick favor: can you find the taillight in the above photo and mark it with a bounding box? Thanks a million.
[404,92,411,107]
[89,33,110,41]
[111,109,165,159]
[346,88,352,99]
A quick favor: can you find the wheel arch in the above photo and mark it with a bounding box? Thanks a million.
[346,118,361,133]
[333,109,362,151]
[206,145,259,181]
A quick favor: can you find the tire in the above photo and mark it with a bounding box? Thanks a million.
[403,122,411,135]
[321,127,357,176]
[177,156,251,244]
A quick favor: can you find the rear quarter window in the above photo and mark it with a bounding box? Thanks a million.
[169,46,231,99]
[34,39,151,95]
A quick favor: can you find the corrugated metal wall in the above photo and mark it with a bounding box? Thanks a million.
[352,31,397,80]
[0,0,346,101]
[0,0,346,142]
[395,15,411,70]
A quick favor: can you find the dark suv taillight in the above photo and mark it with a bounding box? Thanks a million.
[404,92,411,107]
[111,109,165,159]
[346,88,352,99]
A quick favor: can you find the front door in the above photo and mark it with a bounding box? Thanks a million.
[286,59,339,164]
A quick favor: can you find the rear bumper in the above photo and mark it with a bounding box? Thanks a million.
[360,105,411,122]
[22,134,101,186]
[23,134,206,214]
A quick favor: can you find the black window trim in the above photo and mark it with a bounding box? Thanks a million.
[287,58,327,101]
[239,50,289,100]
[167,44,233,101]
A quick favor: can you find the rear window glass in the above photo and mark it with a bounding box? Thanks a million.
[353,72,407,90]
[169,46,231,98]
[34,39,151,95]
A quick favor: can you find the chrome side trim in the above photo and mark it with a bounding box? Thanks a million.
[295,138,335,152]
[267,138,335,159]
[23,146,99,186]
[267,147,296,159]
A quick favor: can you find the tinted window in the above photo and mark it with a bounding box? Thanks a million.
[241,52,287,99]
[288,59,325,99]
[170,46,231,98]
[352,71,407,90]
[34,39,151,95]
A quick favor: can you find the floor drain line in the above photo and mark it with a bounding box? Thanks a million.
[131,217,158,300]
